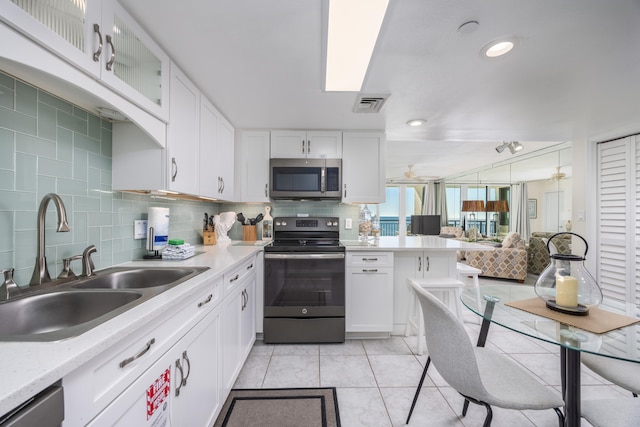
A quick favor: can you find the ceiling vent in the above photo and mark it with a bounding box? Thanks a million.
[352,94,389,113]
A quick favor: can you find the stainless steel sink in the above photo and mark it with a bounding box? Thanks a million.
[73,266,209,290]
[0,290,143,341]
[0,266,209,341]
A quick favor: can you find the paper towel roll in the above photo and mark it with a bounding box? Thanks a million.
[147,207,170,250]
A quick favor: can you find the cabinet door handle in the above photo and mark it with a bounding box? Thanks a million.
[301,139,305,154]
[181,351,191,387]
[426,256,430,271]
[343,184,347,198]
[307,140,311,154]
[247,263,254,270]
[105,34,116,71]
[362,269,378,273]
[171,157,178,182]
[119,338,156,368]
[362,258,378,261]
[265,184,268,197]
[229,274,239,283]
[175,359,185,396]
[197,294,212,307]
[418,256,422,272]
[92,24,103,61]
[220,177,225,193]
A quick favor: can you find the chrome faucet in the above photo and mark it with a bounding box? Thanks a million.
[82,245,97,277]
[1,268,19,300]
[29,193,70,286]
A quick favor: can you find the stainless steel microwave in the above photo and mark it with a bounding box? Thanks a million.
[269,158,342,200]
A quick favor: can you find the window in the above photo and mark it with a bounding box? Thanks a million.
[378,184,426,236]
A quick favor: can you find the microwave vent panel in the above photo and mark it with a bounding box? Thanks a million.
[352,94,389,113]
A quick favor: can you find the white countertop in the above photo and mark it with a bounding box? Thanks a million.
[341,236,494,251]
[0,242,262,417]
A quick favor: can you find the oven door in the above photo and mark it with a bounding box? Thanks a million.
[264,253,345,317]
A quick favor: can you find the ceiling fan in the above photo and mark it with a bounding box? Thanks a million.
[549,166,567,181]
[387,165,438,183]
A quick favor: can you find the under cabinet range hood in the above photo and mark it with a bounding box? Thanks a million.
[269,158,342,200]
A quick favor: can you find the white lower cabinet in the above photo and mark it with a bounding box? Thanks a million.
[222,273,256,397]
[86,306,222,426]
[346,252,394,333]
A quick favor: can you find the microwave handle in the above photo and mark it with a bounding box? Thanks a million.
[321,166,326,193]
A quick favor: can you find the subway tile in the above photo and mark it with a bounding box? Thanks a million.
[15,153,37,192]
[0,72,14,92]
[15,81,37,117]
[38,158,72,179]
[72,106,87,120]
[37,175,56,200]
[57,178,87,196]
[100,192,113,213]
[72,212,87,243]
[101,170,112,190]
[57,127,73,160]
[88,152,111,171]
[74,133,101,154]
[0,128,14,170]
[37,102,57,141]
[88,227,101,245]
[101,119,112,132]
[0,83,14,110]
[0,106,37,135]
[0,190,35,211]
[16,133,56,158]
[88,167,101,190]
[38,91,72,114]
[0,170,13,190]
[88,114,101,140]
[0,251,13,269]
[14,229,36,270]
[73,197,100,214]
[101,130,112,157]
[0,212,14,252]
[88,212,112,227]
[73,148,88,181]
[57,109,87,134]
[101,225,113,241]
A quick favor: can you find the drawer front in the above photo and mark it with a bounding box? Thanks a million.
[224,255,257,295]
[62,278,222,426]
[346,252,393,268]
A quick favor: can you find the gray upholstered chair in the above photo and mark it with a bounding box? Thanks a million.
[406,281,565,426]
[581,353,640,427]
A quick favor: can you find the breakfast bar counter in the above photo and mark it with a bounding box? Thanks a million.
[341,235,491,252]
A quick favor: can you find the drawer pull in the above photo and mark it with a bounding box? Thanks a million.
[175,359,185,396]
[362,269,378,273]
[246,263,254,270]
[119,338,156,368]
[362,257,378,261]
[197,294,213,307]
[229,274,239,283]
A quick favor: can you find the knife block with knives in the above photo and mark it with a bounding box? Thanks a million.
[242,225,257,242]
[203,213,217,245]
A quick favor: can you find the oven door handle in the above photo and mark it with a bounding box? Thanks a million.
[264,253,345,260]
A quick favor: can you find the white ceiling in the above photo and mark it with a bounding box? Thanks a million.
[119,0,640,182]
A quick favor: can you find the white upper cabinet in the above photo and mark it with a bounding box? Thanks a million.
[167,63,199,195]
[0,0,170,121]
[342,132,386,204]
[199,97,235,201]
[235,131,270,203]
[270,130,342,159]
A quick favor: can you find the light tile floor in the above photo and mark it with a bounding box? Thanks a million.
[234,276,632,426]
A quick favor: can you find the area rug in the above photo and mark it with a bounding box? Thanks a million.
[214,387,340,427]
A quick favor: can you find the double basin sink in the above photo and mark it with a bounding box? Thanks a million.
[0,266,209,342]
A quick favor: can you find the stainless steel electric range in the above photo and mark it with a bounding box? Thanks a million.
[263,216,345,343]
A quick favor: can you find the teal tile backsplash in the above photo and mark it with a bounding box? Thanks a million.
[0,71,361,286]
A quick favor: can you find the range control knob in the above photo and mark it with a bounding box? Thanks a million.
[281,221,287,226]
[275,221,281,226]
[301,308,308,315]
[326,221,332,227]
[332,221,338,226]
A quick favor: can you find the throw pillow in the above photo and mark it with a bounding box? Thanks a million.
[501,232,520,248]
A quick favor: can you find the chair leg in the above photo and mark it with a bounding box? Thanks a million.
[554,407,565,427]
[462,399,470,416]
[481,402,493,427]
[405,356,431,424]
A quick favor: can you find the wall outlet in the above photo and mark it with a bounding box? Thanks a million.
[134,220,148,239]
[345,218,352,229]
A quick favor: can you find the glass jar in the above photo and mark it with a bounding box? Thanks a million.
[534,233,603,315]
[358,205,372,241]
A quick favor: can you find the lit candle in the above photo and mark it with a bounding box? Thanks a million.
[556,275,579,308]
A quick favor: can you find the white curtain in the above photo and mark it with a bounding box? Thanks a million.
[421,181,436,214]
[421,181,448,226]
[512,182,530,240]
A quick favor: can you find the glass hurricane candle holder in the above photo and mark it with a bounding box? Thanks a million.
[534,232,603,316]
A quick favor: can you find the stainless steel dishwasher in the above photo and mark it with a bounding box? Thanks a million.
[0,385,64,427]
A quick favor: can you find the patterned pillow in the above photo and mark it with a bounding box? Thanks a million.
[501,232,521,249]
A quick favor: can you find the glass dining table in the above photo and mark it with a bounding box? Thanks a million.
[461,284,640,427]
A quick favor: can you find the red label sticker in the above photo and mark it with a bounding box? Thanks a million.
[146,367,171,420]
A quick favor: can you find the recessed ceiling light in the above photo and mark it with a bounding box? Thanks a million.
[406,119,426,127]
[324,0,390,91]
[481,38,518,58]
